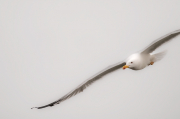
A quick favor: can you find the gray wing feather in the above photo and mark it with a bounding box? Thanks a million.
[31,62,126,109]
[141,29,180,54]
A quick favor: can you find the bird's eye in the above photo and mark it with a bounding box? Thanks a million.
[131,62,133,63]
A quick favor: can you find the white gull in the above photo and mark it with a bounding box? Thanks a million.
[32,29,180,109]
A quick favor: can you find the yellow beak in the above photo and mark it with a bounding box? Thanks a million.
[123,65,129,70]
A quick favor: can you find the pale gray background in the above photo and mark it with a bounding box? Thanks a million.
[1,0,180,119]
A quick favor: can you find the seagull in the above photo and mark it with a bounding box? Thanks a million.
[32,29,180,109]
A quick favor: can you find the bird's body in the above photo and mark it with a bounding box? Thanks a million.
[32,29,180,109]
[126,53,151,70]
[125,50,167,70]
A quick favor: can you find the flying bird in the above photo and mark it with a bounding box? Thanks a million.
[32,29,180,109]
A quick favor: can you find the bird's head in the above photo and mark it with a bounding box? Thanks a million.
[123,53,140,70]
[123,60,136,70]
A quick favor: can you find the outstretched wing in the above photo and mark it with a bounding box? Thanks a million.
[32,62,126,109]
[141,29,180,54]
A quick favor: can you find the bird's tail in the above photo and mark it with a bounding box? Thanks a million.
[150,50,167,62]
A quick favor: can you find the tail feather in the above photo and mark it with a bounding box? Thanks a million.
[151,50,167,62]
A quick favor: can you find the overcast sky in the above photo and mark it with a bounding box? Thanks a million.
[1,0,180,119]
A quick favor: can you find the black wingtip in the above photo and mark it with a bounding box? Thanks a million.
[31,107,44,109]
[31,103,55,109]
[31,107,43,109]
